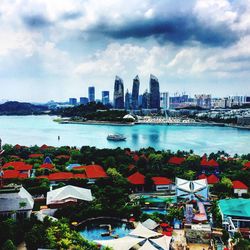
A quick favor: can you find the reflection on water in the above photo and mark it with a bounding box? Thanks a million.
[0,115,249,155]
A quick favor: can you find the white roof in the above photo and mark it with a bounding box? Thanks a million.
[123,114,135,120]
[95,236,144,250]
[46,185,93,205]
[129,222,161,239]
[150,235,171,250]
[176,178,207,193]
[142,218,159,230]
[139,240,158,250]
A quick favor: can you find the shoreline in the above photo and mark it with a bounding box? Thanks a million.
[57,119,250,130]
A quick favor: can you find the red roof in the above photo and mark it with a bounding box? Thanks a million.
[56,155,70,159]
[3,170,28,179]
[40,144,49,150]
[128,164,136,171]
[3,162,32,171]
[168,156,185,165]
[198,174,207,180]
[152,177,172,185]
[232,180,248,189]
[29,154,44,158]
[37,175,49,179]
[39,163,54,170]
[207,174,219,184]
[48,172,74,181]
[201,159,219,167]
[133,154,139,162]
[244,162,250,168]
[84,165,107,179]
[127,172,145,185]
[73,173,87,179]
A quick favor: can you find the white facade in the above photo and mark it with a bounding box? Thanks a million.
[234,188,248,197]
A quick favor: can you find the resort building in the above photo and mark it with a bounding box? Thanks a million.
[46,185,93,208]
[127,172,145,192]
[168,156,185,165]
[176,177,208,201]
[0,185,34,220]
[152,177,174,192]
[219,199,250,232]
[232,180,248,197]
[3,161,32,177]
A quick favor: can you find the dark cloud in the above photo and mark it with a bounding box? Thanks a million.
[61,11,82,20]
[22,14,51,29]
[88,15,238,47]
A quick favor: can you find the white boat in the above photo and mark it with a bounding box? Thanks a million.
[107,134,126,141]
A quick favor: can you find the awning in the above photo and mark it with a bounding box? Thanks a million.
[150,235,171,249]
[139,240,158,250]
[129,222,162,238]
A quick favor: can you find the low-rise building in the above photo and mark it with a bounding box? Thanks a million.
[232,180,248,197]
[0,185,34,220]
[152,177,173,191]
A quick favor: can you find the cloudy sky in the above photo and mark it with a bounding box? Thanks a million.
[0,0,250,102]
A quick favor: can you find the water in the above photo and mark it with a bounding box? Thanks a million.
[141,209,167,215]
[79,219,131,241]
[0,115,249,155]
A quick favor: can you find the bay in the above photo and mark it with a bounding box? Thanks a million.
[0,115,249,155]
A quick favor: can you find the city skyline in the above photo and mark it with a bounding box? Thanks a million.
[0,0,250,102]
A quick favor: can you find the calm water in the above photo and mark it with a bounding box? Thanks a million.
[0,115,249,155]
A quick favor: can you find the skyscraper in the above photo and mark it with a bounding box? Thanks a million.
[125,90,131,110]
[113,76,124,109]
[69,98,77,106]
[131,75,140,110]
[88,86,95,102]
[149,74,160,109]
[102,91,110,105]
[160,92,170,111]
[142,90,150,109]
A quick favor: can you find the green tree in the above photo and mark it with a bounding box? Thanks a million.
[2,240,16,250]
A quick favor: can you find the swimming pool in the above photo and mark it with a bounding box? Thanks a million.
[79,219,132,241]
[142,208,168,215]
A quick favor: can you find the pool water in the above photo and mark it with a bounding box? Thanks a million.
[79,219,132,241]
[142,209,168,215]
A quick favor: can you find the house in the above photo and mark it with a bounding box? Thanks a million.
[3,162,32,177]
[232,180,248,197]
[198,174,219,185]
[168,156,185,165]
[46,185,93,208]
[2,170,28,181]
[152,177,173,191]
[0,185,34,220]
[39,163,54,170]
[127,172,145,192]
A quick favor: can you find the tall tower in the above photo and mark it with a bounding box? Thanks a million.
[149,74,160,109]
[88,86,95,102]
[102,91,110,105]
[113,76,124,109]
[125,90,131,110]
[142,90,150,109]
[131,75,140,110]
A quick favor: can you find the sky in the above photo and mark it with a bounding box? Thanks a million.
[0,0,250,102]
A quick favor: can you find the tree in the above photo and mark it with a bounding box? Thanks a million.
[2,240,16,250]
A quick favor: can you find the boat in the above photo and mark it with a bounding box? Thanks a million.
[107,134,126,141]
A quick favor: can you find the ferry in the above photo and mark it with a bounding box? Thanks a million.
[107,134,126,141]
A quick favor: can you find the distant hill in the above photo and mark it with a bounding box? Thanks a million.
[0,101,49,115]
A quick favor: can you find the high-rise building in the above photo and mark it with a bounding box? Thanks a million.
[125,90,131,110]
[80,97,89,105]
[195,94,212,109]
[131,75,140,110]
[149,74,160,109]
[138,94,143,108]
[160,92,170,110]
[113,76,124,109]
[69,98,77,106]
[88,86,95,102]
[142,90,150,109]
[102,91,110,105]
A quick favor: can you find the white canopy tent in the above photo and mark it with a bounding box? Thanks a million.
[150,235,171,249]
[95,236,144,250]
[142,218,159,230]
[176,177,208,201]
[139,240,158,250]
[129,222,162,238]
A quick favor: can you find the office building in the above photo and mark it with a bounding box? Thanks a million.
[69,98,77,106]
[160,92,170,110]
[195,94,212,109]
[113,76,124,109]
[125,90,131,110]
[142,90,150,109]
[102,91,110,105]
[80,97,88,105]
[88,86,95,102]
[149,74,160,109]
[131,75,140,110]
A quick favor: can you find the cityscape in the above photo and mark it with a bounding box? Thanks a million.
[0,1,250,250]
